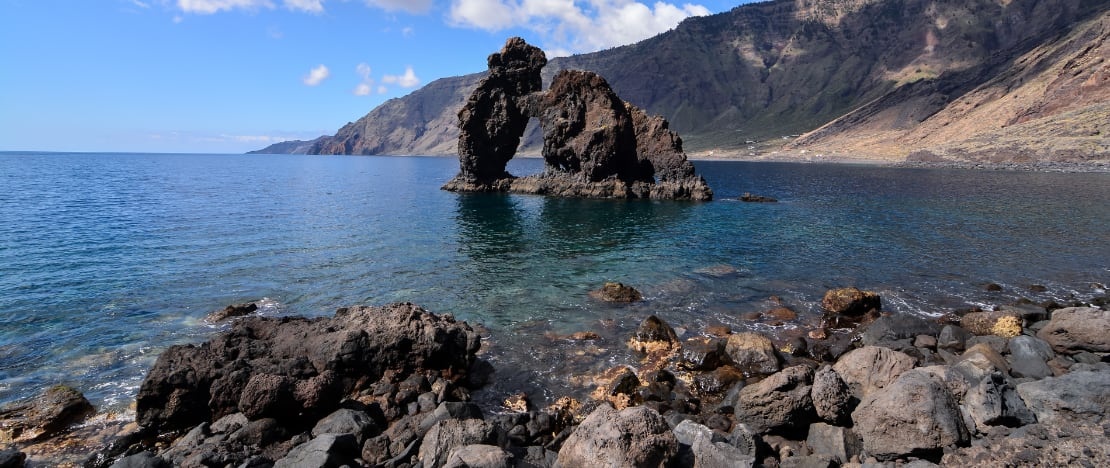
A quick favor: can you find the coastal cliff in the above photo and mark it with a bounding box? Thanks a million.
[255,0,1109,164]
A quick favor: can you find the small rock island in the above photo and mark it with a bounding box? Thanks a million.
[443,37,713,201]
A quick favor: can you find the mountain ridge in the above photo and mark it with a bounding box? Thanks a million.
[251,0,1109,164]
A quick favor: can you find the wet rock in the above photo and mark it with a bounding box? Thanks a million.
[629,315,678,353]
[705,325,732,337]
[832,346,915,400]
[503,393,530,413]
[1016,370,1110,426]
[590,282,643,303]
[810,365,854,425]
[805,423,861,464]
[724,332,780,375]
[1036,307,1110,354]
[136,303,480,432]
[937,325,972,351]
[556,405,677,467]
[693,365,745,395]
[273,433,358,468]
[997,303,1048,323]
[961,310,1023,338]
[680,337,727,371]
[206,302,258,323]
[964,371,1035,432]
[985,283,1004,292]
[419,419,504,467]
[734,366,814,434]
[0,384,94,443]
[444,444,512,468]
[311,408,379,445]
[739,193,777,203]
[1007,335,1054,379]
[0,447,26,468]
[820,288,881,327]
[852,370,969,460]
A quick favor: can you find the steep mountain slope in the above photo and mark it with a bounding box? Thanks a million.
[791,7,1110,163]
[264,0,1108,162]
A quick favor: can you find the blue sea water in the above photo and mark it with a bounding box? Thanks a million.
[0,152,1107,412]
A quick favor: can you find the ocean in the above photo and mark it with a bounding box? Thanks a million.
[0,152,1107,413]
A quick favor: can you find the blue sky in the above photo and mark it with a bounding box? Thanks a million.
[1,0,749,153]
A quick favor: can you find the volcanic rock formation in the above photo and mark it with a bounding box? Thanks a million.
[442,38,712,201]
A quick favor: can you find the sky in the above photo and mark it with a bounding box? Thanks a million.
[0,0,750,153]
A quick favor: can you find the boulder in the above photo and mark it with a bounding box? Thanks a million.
[680,337,727,371]
[810,365,854,425]
[419,419,504,468]
[961,310,1023,337]
[273,434,359,468]
[820,288,881,327]
[964,371,1035,432]
[937,325,972,351]
[739,193,777,203]
[556,405,677,467]
[108,451,169,468]
[734,366,814,434]
[805,423,861,464]
[693,365,745,396]
[205,302,258,323]
[136,303,480,432]
[1036,307,1110,354]
[1007,335,1054,379]
[443,37,712,200]
[629,315,679,353]
[311,408,380,445]
[1016,370,1110,426]
[958,343,1011,376]
[444,444,512,468]
[852,370,969,460]
[590,282,642,302]
[779,454,838,468]
[831,346,915,400]
[0,384,94,443]
[859,314,941,348]
[724,332,780,375]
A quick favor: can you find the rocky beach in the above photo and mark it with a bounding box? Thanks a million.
[3,283,1107,467]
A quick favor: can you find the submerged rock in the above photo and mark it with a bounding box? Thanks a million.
[0,384,94,443]
[443,37,712,200]
[590,282,643,303]
[820,287,881,327]
[205,302,258,323]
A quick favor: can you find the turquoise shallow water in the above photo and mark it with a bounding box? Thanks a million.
[0,152,1107,411]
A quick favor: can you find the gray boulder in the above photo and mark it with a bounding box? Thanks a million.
[420,401,485,433]
[672,420,756,468]
[1007,335,1054,379]
[805,422,861,464]
[724,332,780,375]
[810,365,854,425]
[852,369,969,460]
[734,365,814,434]
[832,346,915,400]
[937,325,972,351]
[1037,307,1110,354]
[779,454,838,468]
[556,405,677,467]
[273,434,359,468]
[964,371,1035,432]
[859,315,940,348]
[312,408,380,445]
[419,419,503,468]
[108,451,168,468]
[1016,370,1110,426]
[444,444,512,468]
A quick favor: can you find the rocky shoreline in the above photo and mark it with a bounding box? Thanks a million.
[2,285,1107,467]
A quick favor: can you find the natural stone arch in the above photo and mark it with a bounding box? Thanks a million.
[443,37,712,201]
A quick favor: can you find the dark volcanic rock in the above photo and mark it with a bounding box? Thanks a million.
[1016,370,1110,426]
[205,302,258,323]
[136,303,480,432]
[443,37,711,200]
[724,332,780,375]
[0,384,94,443]
[810,365,854,425]
[590,281,643,302]
[739,193,778,203]
[0,447,26,468]
[735,365,814,434]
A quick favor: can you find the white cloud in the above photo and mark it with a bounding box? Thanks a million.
[378,85,388,94]
[382,66,420,88]
[284,0,324,13]
[402,26,415,37]
[354,63,375,96]
[448,0,710,53]
[177,0,274,14]
[364,0,433,14]
[302,64,330,86]
[130,0,151,8]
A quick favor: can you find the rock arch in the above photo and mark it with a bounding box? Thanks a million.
[443,37,712,201]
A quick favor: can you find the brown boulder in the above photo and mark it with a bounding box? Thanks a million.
[590,282,642,302]
[821,288,881,327]
[0,385,94,443]
[1037,307,1110,354]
